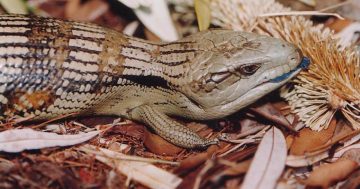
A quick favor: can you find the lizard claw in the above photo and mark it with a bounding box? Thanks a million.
[218,133,231,140]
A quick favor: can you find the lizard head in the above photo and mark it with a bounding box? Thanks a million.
[180,30,307,119]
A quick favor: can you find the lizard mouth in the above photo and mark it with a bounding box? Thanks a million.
[252,57,310,90]
[270,57,310,83]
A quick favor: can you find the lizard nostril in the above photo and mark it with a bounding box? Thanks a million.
[287,48,303,68]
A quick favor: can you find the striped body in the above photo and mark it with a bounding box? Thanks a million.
[0,14,197,120]
[0,14,305,148]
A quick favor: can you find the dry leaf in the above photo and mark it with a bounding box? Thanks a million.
[144,27,162,42]
[326,19,352,33]
[290,118,336,155]
[339,169,360,189]
[107,123,144,141]
[80,145,181,189]
[302,158,359,188]
[287,131,360,167]
[65,0,109,21]
[0,128,99,153]
[250,103,293,132]
[0,0,28,14]
[222,159,251,176]
[209,159,252,184]
[242,127,287,189]
[133,0,178,41]
[177,145,218,172]
[194,0,211,31]
[236,118,267,139]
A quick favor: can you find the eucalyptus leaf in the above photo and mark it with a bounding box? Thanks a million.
[0,0,28,14]
[194,0,211,31]
[242,127,287,189]
[0,128,99,153]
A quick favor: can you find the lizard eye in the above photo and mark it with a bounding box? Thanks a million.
[237,64,261,76]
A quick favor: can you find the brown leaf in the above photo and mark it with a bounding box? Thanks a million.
[222,159,251,176]
[144,28,161,42]
[286,135,294,150]
[187,122,212,134]
[108,123,144,141]
[237,118,267,139]
[209,159,252,184]
[65,0,108,21]
[302,158,359,188]
[177,145,219,172]
[326,18,352,33]
[64,0,80,19]
[286,130,360,167]
[77,116,117,127]
[250,103,294,132]
[290,118,337,155]
[339,169,360,189]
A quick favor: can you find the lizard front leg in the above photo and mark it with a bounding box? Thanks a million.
[129,105,218,149]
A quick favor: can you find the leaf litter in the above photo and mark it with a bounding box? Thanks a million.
[0,0,359,188]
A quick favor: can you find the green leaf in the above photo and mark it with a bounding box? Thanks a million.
[194,0,211,31]
[0,0,28,14]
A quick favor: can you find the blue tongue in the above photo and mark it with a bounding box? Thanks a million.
[270,57,310,83]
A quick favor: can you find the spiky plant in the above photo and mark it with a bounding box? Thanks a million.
[210,0,360,130]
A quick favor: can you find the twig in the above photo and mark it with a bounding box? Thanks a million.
[259,11,344,19]
[193,159,215,189]
[31,112,79,129]
[318,0,352,12]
